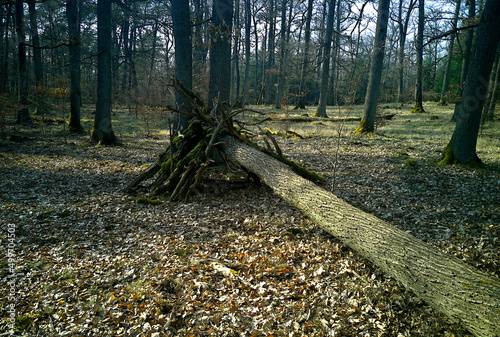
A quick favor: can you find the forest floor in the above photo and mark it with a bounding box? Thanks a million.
[0,102,499,336]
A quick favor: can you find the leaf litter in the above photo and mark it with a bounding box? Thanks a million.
[0,110,499,336]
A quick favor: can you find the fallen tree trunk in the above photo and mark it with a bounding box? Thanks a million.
[220,135,500,337]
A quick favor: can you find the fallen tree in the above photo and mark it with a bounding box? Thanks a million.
[127,81,500,337]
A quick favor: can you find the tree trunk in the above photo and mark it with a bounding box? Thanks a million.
[275,0,287,108]
[482,48,499,120]
[354,0,390,132]
[264,0,275,105]
[440,0,500,165]
[453,0,476,121]
[66,0,84,133]
[193,0,206,79]
[15,0,30,124]
[231,0,240,102]
[208,0,233,106]
[438,0,461,106]
[243,0,251,104]
[298,0,313,106]
[411,0,425,113]
[221,135,500,337]
[28,0,44,117]
[171,0,193,134]
[0,4,12,92]
[315,0,336,117]
[485,48,500,121]
[92,0,117,145]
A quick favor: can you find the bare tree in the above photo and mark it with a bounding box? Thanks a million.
[15,0,30,124]
[411,0,425,113]
[354,0,391,132]
[66,0,84,133]
[92,0,117,144]
[440,0,500,165]
[452,0,476,121]
[438,0,461,106]
[315,0,337,117]
[396,0,417,103]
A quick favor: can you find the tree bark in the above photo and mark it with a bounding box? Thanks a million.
[298,0,313,106]
[275,0,287,108]
[15,0,30,124]
[231,0,241,102]
[438,0,461,106]
[411,0,425,113]
[208,0,233,107]
[315,0,336,117]
[92,0,117,145]
[28,0,43,89]
[440,0,500,165]
[171,0,193,134]
[221,135,500,337]
[354,0,390,132]
[452,0,476,121]
[485,48,500,121]
[243,0,251,104]
[66,0,84,133]
[264,0,275,104]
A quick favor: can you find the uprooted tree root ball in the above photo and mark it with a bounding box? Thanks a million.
[125,79,323,201]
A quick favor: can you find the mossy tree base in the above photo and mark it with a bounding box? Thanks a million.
[411,103,426,113]
[126,79,323,202]
[352,118,374,134]
[438,141,484,169]
[90,129,118,146]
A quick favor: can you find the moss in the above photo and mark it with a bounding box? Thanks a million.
[135,197,162,205]
[352,118,374,134]
[411,103,426,113]
[438,142,456,165]
[15,314,38,333]
[405,158,418,167]
[56,210,71,217]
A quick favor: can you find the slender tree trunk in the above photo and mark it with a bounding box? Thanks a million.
[485,49,500,121]
[397,0,416,103]
[298,0,313,106]
[92,0,117,145]
[28,0,43,91]
[221,135,500,337]
[66,0,84,133]
[15,0,30,124]
[243,0,251,104]
[411,0,425,113]
[252,10,259,104]
[438,0,461,106]
[0,5,11,92]
[328,0,341,106]
[149,19,158,75]
[264,0,275,104]
[275,0,287,108]
[193,0,206,79]
[231,0,240,102]
[354,0,390,132]
[315,0,336,117]
[208,0,233,106]
[481,48,499,120]
[452,0,476,120]
[440,0,500,165]
[171,0,193,134]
